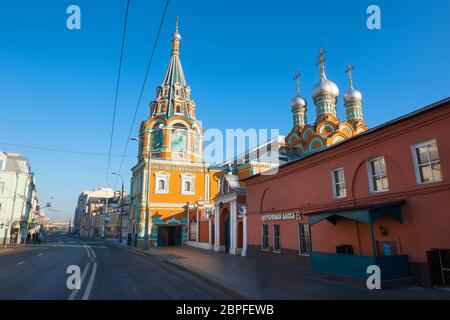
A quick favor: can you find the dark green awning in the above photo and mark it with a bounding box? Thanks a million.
[308,201,405,226]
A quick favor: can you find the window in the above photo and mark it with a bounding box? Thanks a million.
[181,174,195,195]
[0,159,4,170]
[331,167,346,198]
[412,139,442,184]
[367,157,389,192]
[298,223,311,255]
[175,104,183,114]
[158,179,165,191]
[273,224,281,253]
[154,172,169,194]
[261,225,269,251]
[0,182,4,194]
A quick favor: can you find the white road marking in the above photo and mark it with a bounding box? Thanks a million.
[68,261,91,300]
[82,262,97,300]
[88,246,96,259]
[17,261,26,265]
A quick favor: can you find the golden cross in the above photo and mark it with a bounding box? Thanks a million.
[345,63,354,87]
[316,47,326,79]
[293,71,301,96]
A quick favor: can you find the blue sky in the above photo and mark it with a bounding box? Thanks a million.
[1,0,449,219]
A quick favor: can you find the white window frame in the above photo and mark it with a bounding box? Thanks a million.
[261,224,269,251]
[330,167,347,198]
[367,156,389,193]
[273,224,281,253]
[181,174,195,195]
[154,172,169,194]
[411,139,442,184]
[298,223,311,256]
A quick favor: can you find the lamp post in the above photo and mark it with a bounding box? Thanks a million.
[111,172,124,243]
[131,129,152,250]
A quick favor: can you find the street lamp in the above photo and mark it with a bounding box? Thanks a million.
[131,132,152,250]
[111,172,124,243]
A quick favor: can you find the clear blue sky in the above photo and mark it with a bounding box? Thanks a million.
[1,0,449,219]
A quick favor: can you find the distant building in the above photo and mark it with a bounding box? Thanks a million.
[0,152,38,244]
[74,187,129,241]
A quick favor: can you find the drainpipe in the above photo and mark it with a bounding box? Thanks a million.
[196,203,199,247]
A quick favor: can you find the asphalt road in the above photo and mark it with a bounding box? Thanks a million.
[0,233,234,300]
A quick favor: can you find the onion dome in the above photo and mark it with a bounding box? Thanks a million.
[344,86,362,103]
[172,16,181,42]
[291,95,307,109]
[312,47,339,100]
[344,63,362,103]
[312,77,339,99]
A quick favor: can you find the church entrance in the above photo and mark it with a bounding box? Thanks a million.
[157,226,182,247]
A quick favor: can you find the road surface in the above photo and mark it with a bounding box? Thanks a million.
[0,233,234,300]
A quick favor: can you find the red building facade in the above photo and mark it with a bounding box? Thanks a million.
[245,97,450,287]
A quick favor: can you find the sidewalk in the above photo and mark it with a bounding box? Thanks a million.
[121,245,450,300]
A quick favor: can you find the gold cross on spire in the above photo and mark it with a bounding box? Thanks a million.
[316,47,326,79]
[293,70,301,96]
[345,63,354,88]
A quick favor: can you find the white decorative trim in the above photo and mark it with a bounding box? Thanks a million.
[187,241,214,250]
[214,245,225,252]
[154,172,170,194]
[180,173,195,195]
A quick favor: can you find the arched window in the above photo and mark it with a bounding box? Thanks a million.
[181,174,195,195]
[158,179,165,191]
[175,104,183,114]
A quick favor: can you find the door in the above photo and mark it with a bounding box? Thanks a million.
[427,249,450,286]
[225,218,230,252]
[157,227,165,247]
[173,226,182,246]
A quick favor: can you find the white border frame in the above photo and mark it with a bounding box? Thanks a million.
[154,172,170,194]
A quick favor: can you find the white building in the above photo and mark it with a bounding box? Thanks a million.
[0,152,37,244]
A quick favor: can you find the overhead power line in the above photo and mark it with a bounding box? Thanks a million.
[113,0,171,188]
[106,0,131,188]
[0,142,135,158]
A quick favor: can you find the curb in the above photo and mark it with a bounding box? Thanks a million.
[119,244,252,300]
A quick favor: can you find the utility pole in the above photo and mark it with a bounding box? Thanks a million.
[111,172,124,243]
